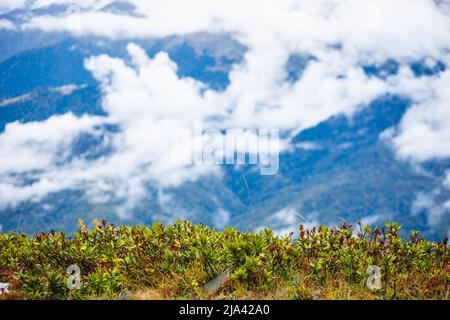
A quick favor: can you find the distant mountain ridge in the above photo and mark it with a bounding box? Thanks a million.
[0,30,449,241]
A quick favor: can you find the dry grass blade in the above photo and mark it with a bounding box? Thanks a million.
[204,267,234,295]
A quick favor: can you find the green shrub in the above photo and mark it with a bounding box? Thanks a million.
[0,219,448,300]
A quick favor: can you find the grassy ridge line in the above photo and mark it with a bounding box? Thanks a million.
[0,219,449,300]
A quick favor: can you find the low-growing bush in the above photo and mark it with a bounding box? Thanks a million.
[0,220,448,300]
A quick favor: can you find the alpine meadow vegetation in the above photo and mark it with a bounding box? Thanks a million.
[0,219,449,300]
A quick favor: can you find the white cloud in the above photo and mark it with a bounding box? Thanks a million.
[260,207,319,236]
[0,44,220,213]
[0,19,16,30]
[384,69,450,162]
[49,84,87,95]
[444,171,450,189]
[411,190,450,227]
[0,93,32,107]
[0,113,103,175]
[0,113,104,208]
[360,214,384,226]
[295,142,323,151]
[0,0,27,13]
[20,1,450,60]
[213,209,230,229]
[71,42,389,211]
[31,0,115,10]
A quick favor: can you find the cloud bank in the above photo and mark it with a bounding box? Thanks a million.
[1,0,450,225]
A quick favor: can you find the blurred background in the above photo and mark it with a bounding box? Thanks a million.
[0,0,450,241]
